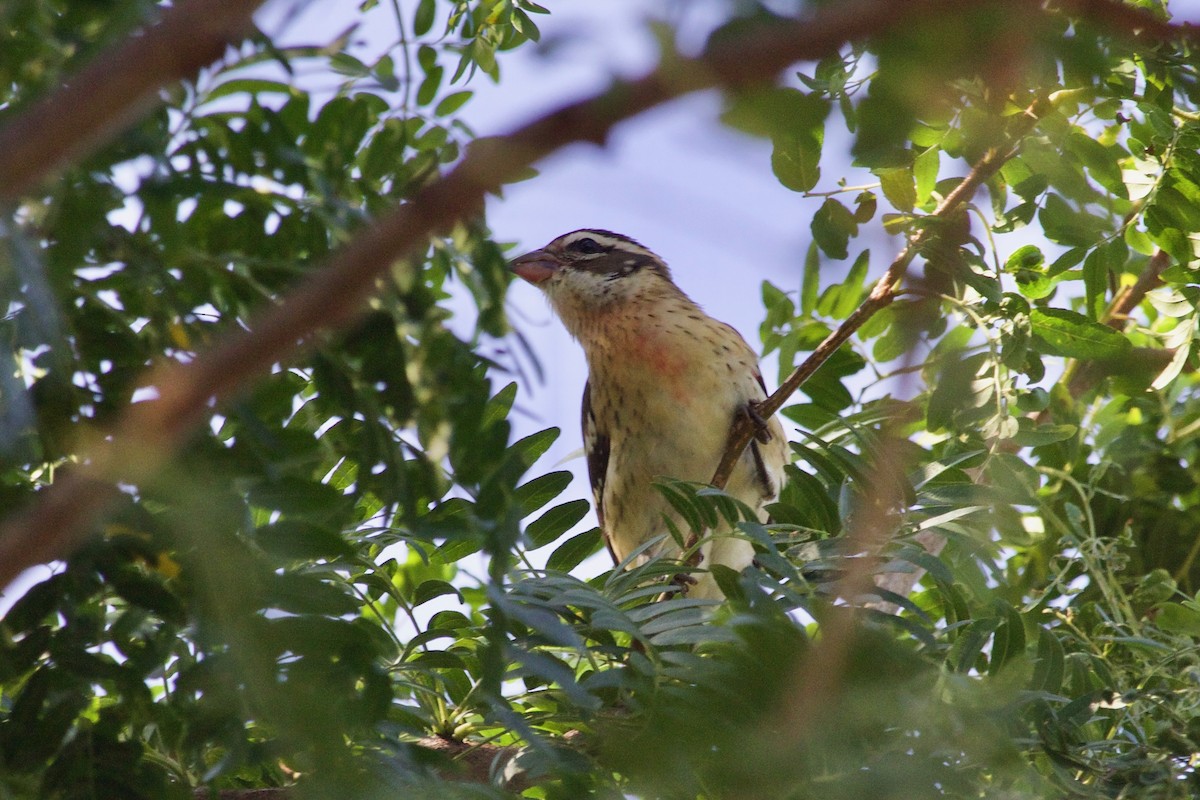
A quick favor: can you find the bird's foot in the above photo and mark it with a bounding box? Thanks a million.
[743,401,773,444]
[653,572,696,603]
[672,572,698,590]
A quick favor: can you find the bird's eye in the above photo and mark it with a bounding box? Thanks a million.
[570,237,604,255]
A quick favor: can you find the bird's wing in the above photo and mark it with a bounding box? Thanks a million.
[582,381,618,562]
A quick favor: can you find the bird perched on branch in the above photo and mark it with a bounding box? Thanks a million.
[510,229,787,600]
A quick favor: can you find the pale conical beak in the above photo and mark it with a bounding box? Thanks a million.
[510,249,561,284]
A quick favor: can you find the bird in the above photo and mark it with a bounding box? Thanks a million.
[510,229,788,600]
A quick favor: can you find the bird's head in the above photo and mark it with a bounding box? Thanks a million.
[509,230,675,318]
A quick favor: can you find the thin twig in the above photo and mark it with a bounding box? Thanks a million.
[1103,250,1170,329]
[710,109,1044,491]
[702,97,1055,612]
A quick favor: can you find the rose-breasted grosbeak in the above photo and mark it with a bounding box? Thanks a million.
[510,229,788,599]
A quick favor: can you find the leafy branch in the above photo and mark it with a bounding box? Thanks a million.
[710,105,1045,490]
[0,0,1012,594]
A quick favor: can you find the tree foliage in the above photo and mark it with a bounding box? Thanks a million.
[2,0,1200,798]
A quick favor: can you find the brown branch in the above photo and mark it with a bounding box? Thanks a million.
[709,0,1194,566]
[706,94,1055,604]
[186,737,524,798]
[0,0,264,204]
[1057,0,1200,49]
[710,108,1044,491]
[736,0,1197,720]
[1063,248,1170,397]
[1,0,1182,208]
[415,735,529,792]
[1104,249,1169,329]
[0,0,994,593]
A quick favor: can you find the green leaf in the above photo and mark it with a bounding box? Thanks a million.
[1040,193,1109,247]
[722,87,828,193]
[547,528,603,572]
[435,90,473,117]
[926,351,982,432]
[255,520,353,560]
[509,427,560,468]
[1082,248,1107,320]
[830,250,870,319]
[721,86,828,140]
[373,55,399,91]
[330,52,371,78]
[876,166,916,212]
[801,241,820,315]
[511,8,541,41]
[1031,628,1065,693]
[431,533,483,566]
[988,602,1026,675]
[847,192,874,226]
[1156,602,1200,636]
[1005,244,1044,272]
[760,280,796,344]
[1068,130,1125,195]
[515,470,572,515]
[947,618,998,673]
[985,453,1041,503]
[482,381,518,430]
[1009,419,1078,447]
[269,574,359,616]
[771,134,822,192]
[1007,245,1061,299]
[811,198,856,260]
[913,146,939,205]
[249,478,351,517]
[1030,308,1131,359]
[203,78,293,105]
[413,0,436,35]
[472,39,497,79]
[416,66,444,106]
[417,44,438,72]
[526,499,590,547]
[107,568,184,623]
[413,579,463,607]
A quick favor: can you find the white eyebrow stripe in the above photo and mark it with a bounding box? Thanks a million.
[557,230,656,258]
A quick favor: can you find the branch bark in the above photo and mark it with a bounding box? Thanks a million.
[0,0,264,204]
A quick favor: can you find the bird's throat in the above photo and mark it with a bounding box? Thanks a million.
[576,300,701,405]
